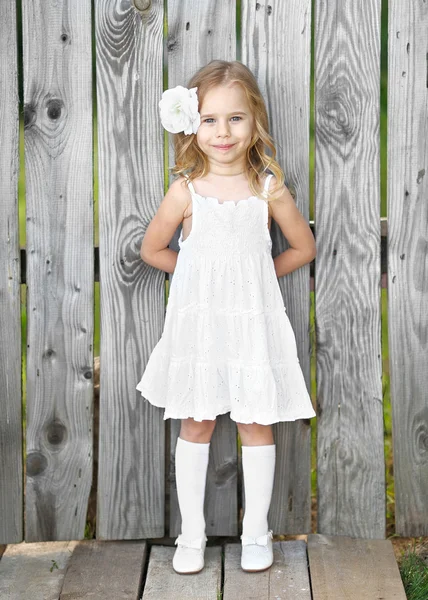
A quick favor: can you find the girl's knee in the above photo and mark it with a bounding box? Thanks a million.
[180,417,216,442]
[236,422,274,445]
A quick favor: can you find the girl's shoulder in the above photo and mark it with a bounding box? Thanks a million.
[262,174,286,216]
[167,176,194,202]
[264,174,288,198]
[264,175,299,220]
[169,175,191,194]
[166,176,192,217]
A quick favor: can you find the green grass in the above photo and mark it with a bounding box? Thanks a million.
[399,541,428,600]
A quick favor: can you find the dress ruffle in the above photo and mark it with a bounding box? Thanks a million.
[137,302,316,424]
[136,350,316,424]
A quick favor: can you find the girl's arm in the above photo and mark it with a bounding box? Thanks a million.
[268,178,316,279]
[140,177,190,274]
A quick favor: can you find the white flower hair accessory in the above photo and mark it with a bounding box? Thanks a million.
[159,86,201,135]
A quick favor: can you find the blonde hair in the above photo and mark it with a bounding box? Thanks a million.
[171,60,284,200]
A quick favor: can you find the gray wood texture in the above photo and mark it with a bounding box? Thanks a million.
[59,540,147,599]
[308,534,407,599]
[223,540,311,599]
[2,0,426,546]
[21,0,94,541]
[242,0,314,534]
[0,0,22,544]
[0,541,79,599]
[387,0,428,536]
[167,0,238,538]
[14,216,390,286]
[142,545,222,599]
[0,536,409,598]
[95,0,165,540]
[314,0,385,537]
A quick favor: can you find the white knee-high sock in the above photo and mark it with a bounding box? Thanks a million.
[175,436,210,541]
[241,444,276,538]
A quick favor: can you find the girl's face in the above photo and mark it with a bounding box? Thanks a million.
[196,83,255,172]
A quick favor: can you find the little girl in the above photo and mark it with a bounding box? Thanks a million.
[136,60,316,575]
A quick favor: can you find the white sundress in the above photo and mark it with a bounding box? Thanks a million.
[136,174,317,424]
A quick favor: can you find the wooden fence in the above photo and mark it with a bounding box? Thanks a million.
[0,0,427,545]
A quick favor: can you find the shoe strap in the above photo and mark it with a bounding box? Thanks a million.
[174,534,207,549]
[240,529,273,547]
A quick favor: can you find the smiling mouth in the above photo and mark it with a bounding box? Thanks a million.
[213,144,235,150]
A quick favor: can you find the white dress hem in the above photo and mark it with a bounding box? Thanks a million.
[136,385,316,425]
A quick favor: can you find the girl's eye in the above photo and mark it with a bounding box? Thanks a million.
[203,116,241,123]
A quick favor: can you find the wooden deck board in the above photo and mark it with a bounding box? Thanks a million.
[59,540,147,599]
[223,541,311,600]
[142,545,222,599]
[0,536,408,599]
[0,541,78,600]
[307,534,407,599]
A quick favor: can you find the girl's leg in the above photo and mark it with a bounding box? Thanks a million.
[179,417,217,443]
[175,418,216,540]
[237,423,276,538]
[237,422,274,446]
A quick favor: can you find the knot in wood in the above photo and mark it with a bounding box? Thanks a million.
[26,451,48,476]
[214,459,237,487]
[46,98,63,120]
[132,0,151,12]
[414,409,428,460]
[46,420,67,447]
[168,38,178,52]
[321,92,355,142]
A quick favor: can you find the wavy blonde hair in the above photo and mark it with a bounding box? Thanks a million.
[170,60,284,200]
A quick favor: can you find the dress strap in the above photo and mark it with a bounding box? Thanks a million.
[185,175,196,195]
[263,173,273,193]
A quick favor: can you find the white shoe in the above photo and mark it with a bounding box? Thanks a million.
[240,529,274,572]
[172,533,208,574]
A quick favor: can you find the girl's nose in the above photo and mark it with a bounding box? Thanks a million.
[216,120,230,137]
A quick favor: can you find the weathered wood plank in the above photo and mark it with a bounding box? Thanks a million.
[308,534,407,599]
[59,540,147,599]
[95,0,165,539]
[0,541,78,599]
[242,0,314,534]
[170,418,239,538]
[223,541,311,599]
[22,0,94,541]
[167,0,238,538]
[142,545,222,599]
[387,0,428,536]
[0,0,22,544]
[314,0,384,537]
[20,218,391,287]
